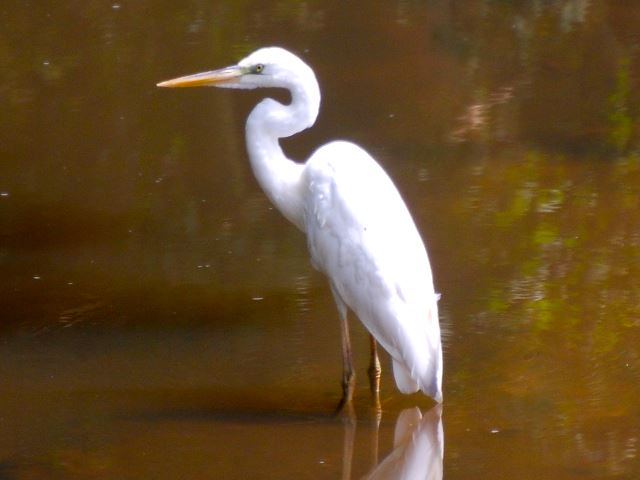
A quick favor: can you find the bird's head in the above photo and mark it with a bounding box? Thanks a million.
[157,47,316,92]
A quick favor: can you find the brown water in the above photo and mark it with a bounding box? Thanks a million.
[2,1,640,478]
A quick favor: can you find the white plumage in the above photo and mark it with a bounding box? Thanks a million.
[158,47,443,404]
[305,141,442,400]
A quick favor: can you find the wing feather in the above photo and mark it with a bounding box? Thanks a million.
[303,141,442,400]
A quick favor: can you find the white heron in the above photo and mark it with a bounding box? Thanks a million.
[157,47,443,406]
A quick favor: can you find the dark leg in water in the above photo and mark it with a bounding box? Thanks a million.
[333,287,355,412]
[368,334,381,407]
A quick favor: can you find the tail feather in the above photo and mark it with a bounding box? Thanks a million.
[392,359,420,394]
[392,348,443,403]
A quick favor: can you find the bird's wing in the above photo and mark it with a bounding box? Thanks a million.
[303,141,441,393]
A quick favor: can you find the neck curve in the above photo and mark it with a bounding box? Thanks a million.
[244,73,320,231]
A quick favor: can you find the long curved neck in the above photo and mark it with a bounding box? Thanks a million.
[245,77,320,231]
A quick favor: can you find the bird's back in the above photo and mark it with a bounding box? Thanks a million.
[303,141,442,401]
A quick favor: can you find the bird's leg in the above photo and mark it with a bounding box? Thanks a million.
[368,336,382,463]
[332,286,355,411]
[339,310,355,408]
[368,334,381,402]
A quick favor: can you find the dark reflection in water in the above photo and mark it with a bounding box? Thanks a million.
[1,0,640,478]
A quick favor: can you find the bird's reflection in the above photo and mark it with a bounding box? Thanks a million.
[342,405,443,480]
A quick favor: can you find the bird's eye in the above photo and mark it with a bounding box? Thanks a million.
[254,64,264,74]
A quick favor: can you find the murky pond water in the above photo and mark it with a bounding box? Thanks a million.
[2,1,640,478]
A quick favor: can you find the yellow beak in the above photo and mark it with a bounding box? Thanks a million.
[156,66,243,88]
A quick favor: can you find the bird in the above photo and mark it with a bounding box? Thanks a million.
[157,46,443,406]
